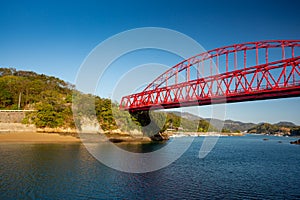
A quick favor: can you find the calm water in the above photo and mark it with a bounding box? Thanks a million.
[0,135,299,199]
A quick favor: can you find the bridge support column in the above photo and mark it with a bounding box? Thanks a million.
[129,110,169,141]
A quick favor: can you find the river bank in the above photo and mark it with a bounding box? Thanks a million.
[0,122,81,143]
[0,122,244,144]
[0,123,152,144]
[0,132,81,143]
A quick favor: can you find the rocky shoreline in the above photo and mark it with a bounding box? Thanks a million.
[104,131,169,143]
[0,123,272,145]
[290,139,300,145]
[167,131,244,137]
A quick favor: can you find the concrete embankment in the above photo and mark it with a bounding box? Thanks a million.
[0,123,36,133]
[0,110,36,133]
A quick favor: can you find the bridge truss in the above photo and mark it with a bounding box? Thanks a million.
[120,40,300,112]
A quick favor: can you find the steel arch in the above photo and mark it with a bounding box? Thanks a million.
[120,40,300,112]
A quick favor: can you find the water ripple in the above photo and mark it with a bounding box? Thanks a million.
[0,135,299,199]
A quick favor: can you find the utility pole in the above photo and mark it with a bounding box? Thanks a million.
[18,92,21,110]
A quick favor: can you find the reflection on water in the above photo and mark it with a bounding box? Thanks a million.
[0,135,300,199]
[116,141,168,153]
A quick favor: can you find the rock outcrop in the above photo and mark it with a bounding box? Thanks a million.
[290,139,300,145]
[150,132,169,141]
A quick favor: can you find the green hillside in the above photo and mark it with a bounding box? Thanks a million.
[247,122,300,136]
[0,68,115,130]
[0,68,216,133]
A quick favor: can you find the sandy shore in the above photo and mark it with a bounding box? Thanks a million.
[0,132,81,143]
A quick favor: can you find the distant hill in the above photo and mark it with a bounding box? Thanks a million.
[204,118,257,132]
[247,122,300,136]
[274,121,296,127]
[169,111,202,121]
[171,112,257,132]
[223,120,257,132]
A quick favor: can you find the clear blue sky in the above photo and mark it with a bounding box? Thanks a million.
[0,0,299,125]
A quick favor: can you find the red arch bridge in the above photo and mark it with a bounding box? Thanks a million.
[120,40,300,112]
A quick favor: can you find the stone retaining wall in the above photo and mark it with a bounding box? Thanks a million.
[0,111,26,123]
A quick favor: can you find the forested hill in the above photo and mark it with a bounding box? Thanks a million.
[248,122,300,136]
[0,67,116,130]
[0,68,214,133]
[0,68,73,110]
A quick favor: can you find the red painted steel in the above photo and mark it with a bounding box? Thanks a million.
[120,40,300,112]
